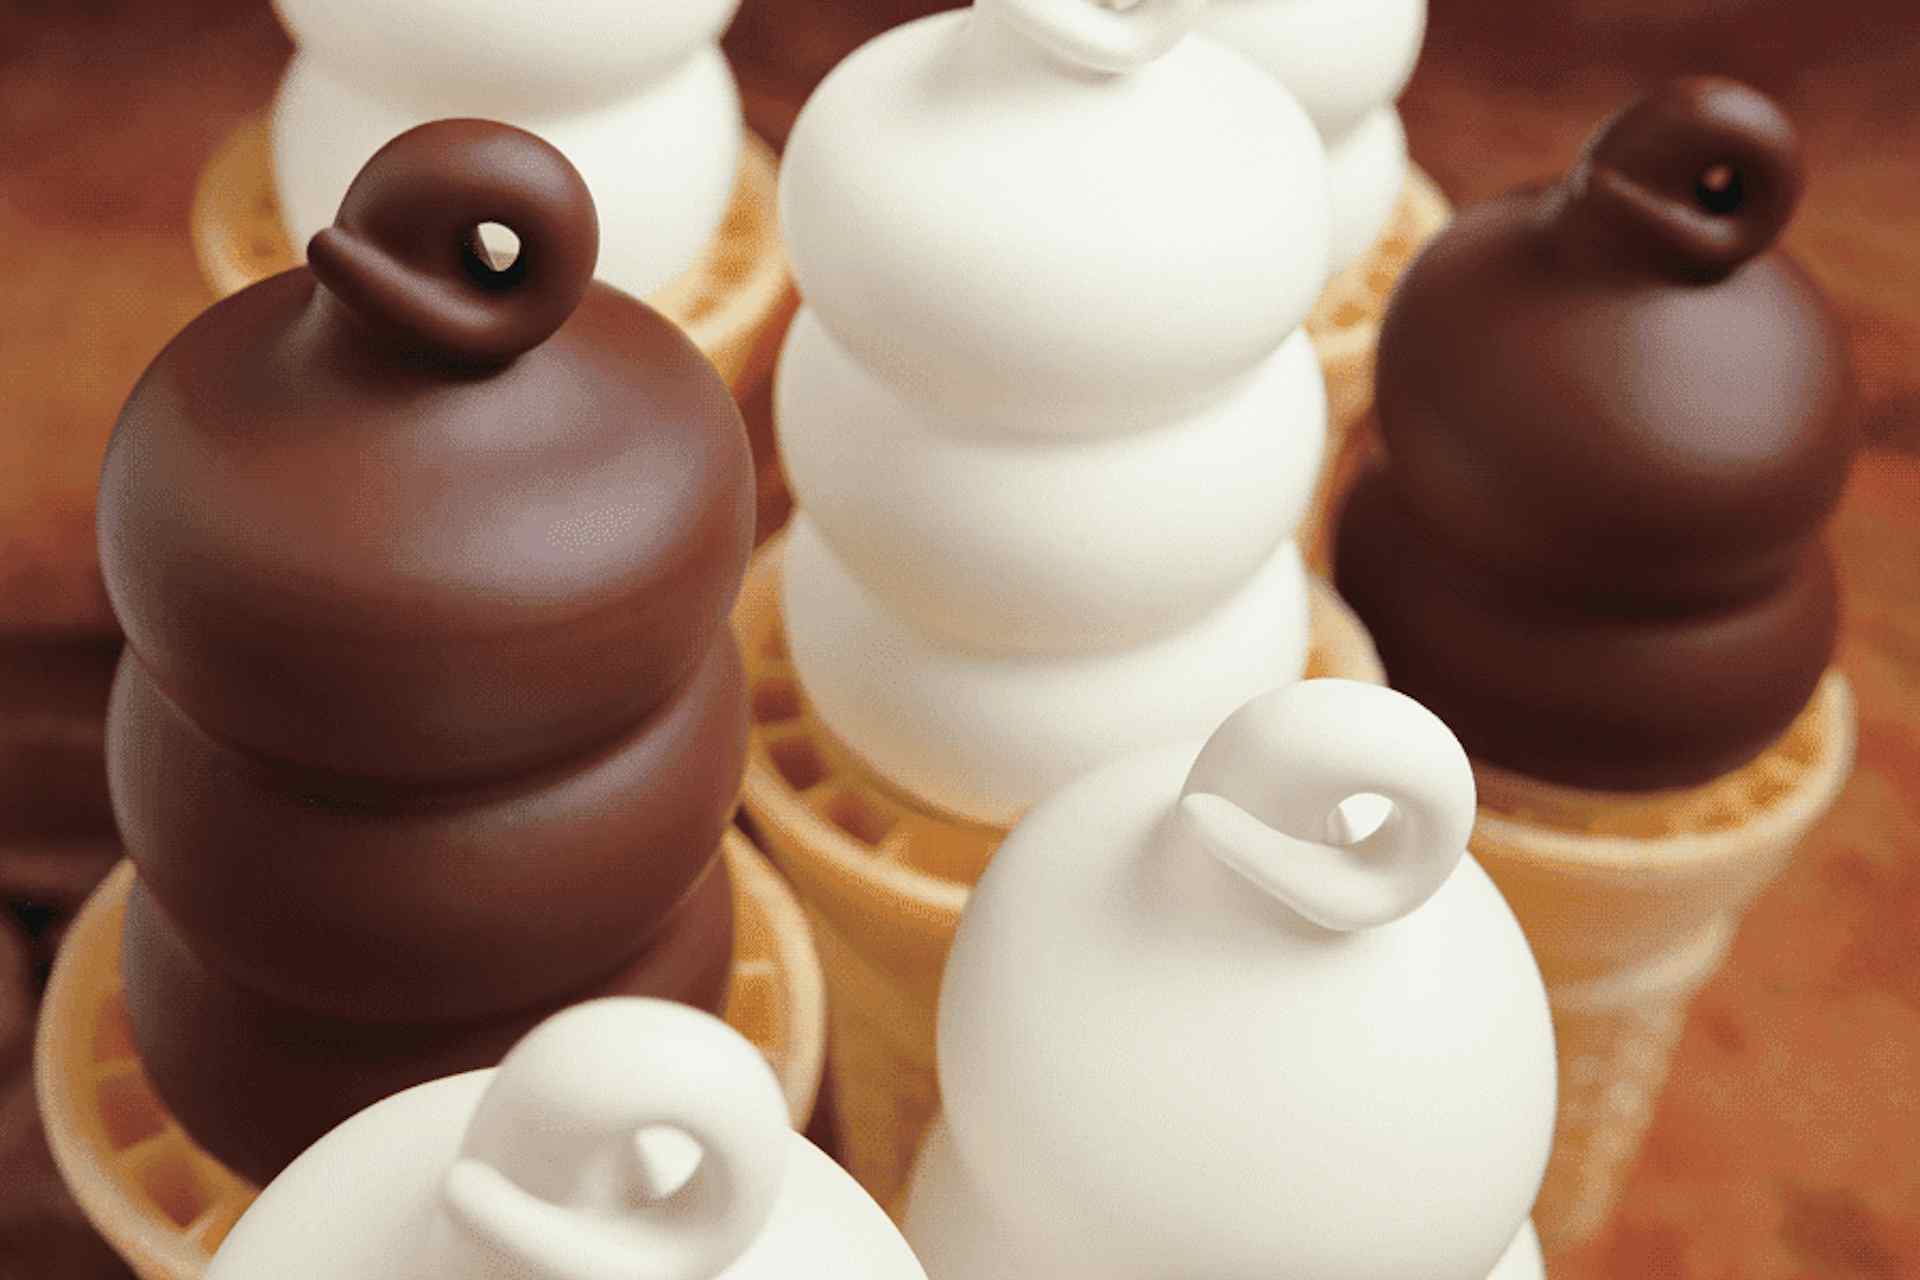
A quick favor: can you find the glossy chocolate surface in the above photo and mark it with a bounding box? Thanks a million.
[1335,78,1858,789]
[121,860,732,1186]
[107,639,745,1023]
[99,121,753,784]
[98,120,752,1181]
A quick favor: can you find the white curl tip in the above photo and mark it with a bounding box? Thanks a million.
[1177,679,1476,932]
[431,999,791,1280]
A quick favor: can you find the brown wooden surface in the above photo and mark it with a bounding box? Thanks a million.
[1,1,1917,1276]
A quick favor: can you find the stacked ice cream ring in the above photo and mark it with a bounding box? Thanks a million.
[1197,0,1452,534]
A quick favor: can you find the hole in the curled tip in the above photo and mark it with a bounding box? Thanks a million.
[631,1125,704,1203]
[464,222,525,287]
[1325,793,1393,846]
[1695,164,1743,216]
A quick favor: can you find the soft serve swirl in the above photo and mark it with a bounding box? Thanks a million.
[775,0,1333,825]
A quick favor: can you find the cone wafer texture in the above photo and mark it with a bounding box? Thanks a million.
[35,834,824,1280]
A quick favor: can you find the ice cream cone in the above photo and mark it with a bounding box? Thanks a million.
[1299,164,1450,551]
[33,831,824,1280]
[189,116,794,393]
[1326,78,1862,1255]
[1468,670,1857,1250]
[734,531,1386,1214]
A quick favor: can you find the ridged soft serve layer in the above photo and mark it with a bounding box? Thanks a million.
[1200,0,1426,272]
[782,517,1311,829]
[775,4,1332,827]
[270,0,743,300]
[780,312,1326,654]
[779,8,1331,437]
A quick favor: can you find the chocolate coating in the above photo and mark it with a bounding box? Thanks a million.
[122,860,732,1187]
[99,122,753,783]
[107,637,744,1023]
[1338,466,1839,788]
[1334,78,1858,789]
[98,121,753,1180]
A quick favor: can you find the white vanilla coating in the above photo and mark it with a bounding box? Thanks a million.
[272,0,742,115]
[1321,103,1410,272]
[269,0,742,300]
[208,1000,926,1280]
[908,1124,1547,1280]
[779,8,1330,436]
[1199,0,1425,271]
[913,682,1557,1279]
[775,1,1330,825]
[779,313,1325,654]
[782,518,1311,827]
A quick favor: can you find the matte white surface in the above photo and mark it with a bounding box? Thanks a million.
[209,1000,925,1280]
[908,1124,1548,1280]
[907,681,1558,1279]
[1198,0,1425,271]
[269,1,742,300]
[775,0,1330,824]
[779,6,1330,435]
[779,313,1325,654]
[782,517,1311,827]
[1321,103,1410,272]
[271,0,742,113]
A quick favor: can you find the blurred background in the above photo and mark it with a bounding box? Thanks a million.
[1,1,1916,1275]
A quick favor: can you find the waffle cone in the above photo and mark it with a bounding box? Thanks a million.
[1469,671,1857,1252]
[189,116,796,393]
[1298,165,1450,556]
[33,832,824,1280]
[735,531,1385,1213]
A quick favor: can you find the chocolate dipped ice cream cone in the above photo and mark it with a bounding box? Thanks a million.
[1334,77,1861,1249]
[39,120,823,1278]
